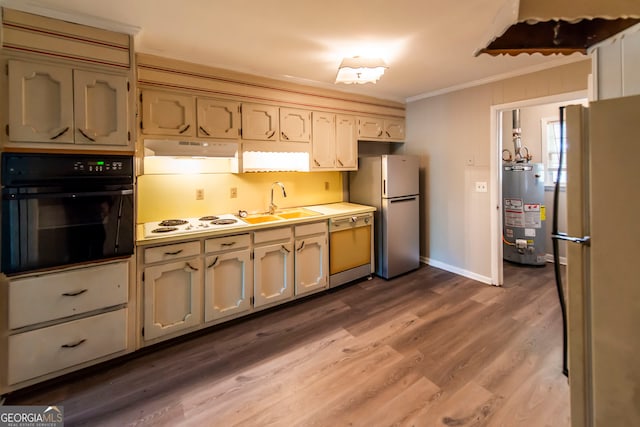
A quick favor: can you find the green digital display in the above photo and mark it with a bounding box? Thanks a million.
[97,161,105,165]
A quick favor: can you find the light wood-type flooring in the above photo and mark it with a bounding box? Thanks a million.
[6,262,570,426]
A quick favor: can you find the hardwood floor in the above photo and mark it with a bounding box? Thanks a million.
[6,263,570,426]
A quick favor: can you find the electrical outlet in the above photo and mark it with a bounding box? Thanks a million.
[195,188,204,200]
[230,187,237,198]
[475,181,488,193]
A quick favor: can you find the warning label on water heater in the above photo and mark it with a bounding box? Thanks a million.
[524,204,542,228]
[504,198,524,227]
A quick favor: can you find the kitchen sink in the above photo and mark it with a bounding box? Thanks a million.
[276,209,320,219]
[241,215,282,224]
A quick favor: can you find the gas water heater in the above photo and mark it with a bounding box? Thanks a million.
[502,110,546,266]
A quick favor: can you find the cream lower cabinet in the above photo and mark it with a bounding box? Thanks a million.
[253,227,294,308]
[3,261,130,392]
[294,222,328,296]
[142,241,202,341]
[204,234,253,323]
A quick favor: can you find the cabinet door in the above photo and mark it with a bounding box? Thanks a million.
[204,250,253,323]
[335,115,357,169]
[74,70,129,146]
[295,235,328,296]
[280,108,311,142]
[253,242,294,308]
[384,118,405,141]
[143,258,202,341]
[241,103,279,140]
[311,112,336,168]
[197,98,240,139]
[141,90,195,136]
[358,116,384,140]
[8,60,74,143]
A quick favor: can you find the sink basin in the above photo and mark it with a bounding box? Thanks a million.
[242,215,282,224]
[276,209,320,219]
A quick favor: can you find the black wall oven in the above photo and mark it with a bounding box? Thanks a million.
[1,153,134,275]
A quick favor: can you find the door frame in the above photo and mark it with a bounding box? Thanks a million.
[489,90,588,286]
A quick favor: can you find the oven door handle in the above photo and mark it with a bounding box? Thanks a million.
[3,189,133,200]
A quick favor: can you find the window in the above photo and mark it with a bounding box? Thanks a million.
[541,116,566,186]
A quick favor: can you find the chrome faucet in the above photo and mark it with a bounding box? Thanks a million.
[269,181,287,214]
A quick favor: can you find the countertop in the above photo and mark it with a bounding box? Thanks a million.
[136,202,376,247]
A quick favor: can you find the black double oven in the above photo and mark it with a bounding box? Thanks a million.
[1,152,134,276]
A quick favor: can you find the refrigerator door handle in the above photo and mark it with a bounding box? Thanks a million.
[551,232,591,246]
[389,196,418,203]
[383,179,386,196]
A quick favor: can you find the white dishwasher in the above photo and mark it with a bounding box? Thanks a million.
[328,212,374,287]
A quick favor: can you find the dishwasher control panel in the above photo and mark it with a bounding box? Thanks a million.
[329,212,373,231]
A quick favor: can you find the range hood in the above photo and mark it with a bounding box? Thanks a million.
[143,139,238,158]
[475,0,640,56]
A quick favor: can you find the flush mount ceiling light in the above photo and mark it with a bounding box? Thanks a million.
[475,0,640,56]
[335,56,388,84]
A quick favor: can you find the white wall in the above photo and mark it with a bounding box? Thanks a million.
[405,60,591,282]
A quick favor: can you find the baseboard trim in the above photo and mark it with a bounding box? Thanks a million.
[421,257,494,285]
[545,254,568,265]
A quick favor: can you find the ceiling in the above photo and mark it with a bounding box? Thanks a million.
[5,0,587,102]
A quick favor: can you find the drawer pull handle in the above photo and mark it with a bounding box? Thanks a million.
[221,242,236,247]
[281,245,290,254]
[165,249,183,256]
[185,262,199,272]
[50,126,69,140]
[207,256,219,269]
[297,241,305,252]
[62,289,88,297]
[61,339,86,349]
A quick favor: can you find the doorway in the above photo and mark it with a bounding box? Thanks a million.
[490,91,588,286]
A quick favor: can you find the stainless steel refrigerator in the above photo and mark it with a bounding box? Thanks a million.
[564,95,640,426]
[349,155,420,279]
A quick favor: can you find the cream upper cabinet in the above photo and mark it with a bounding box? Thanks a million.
[241,103,279,140]
[74,70,129,146]
[8,60,74,143]
[335,115,357,169]
[358,116,405,142]
[279,107,311,142]
[311,112,357,170]
[384,118,405,141]
[311,112,336,168]
[8,60,130,146]
[141,90,196,137]
[357,116,385,140]
[196,98,240,139]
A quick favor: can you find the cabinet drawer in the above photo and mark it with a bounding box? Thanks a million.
[9,262,128,329]
[145,241,200,264]
[8,308,127,385]
[205,234,250,253]
[254,227,292,245]
[295,221,327,237]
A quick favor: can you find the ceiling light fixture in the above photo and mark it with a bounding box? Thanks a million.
[335,56,388,84]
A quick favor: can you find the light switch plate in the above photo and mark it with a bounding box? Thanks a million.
[475,181,488,192]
